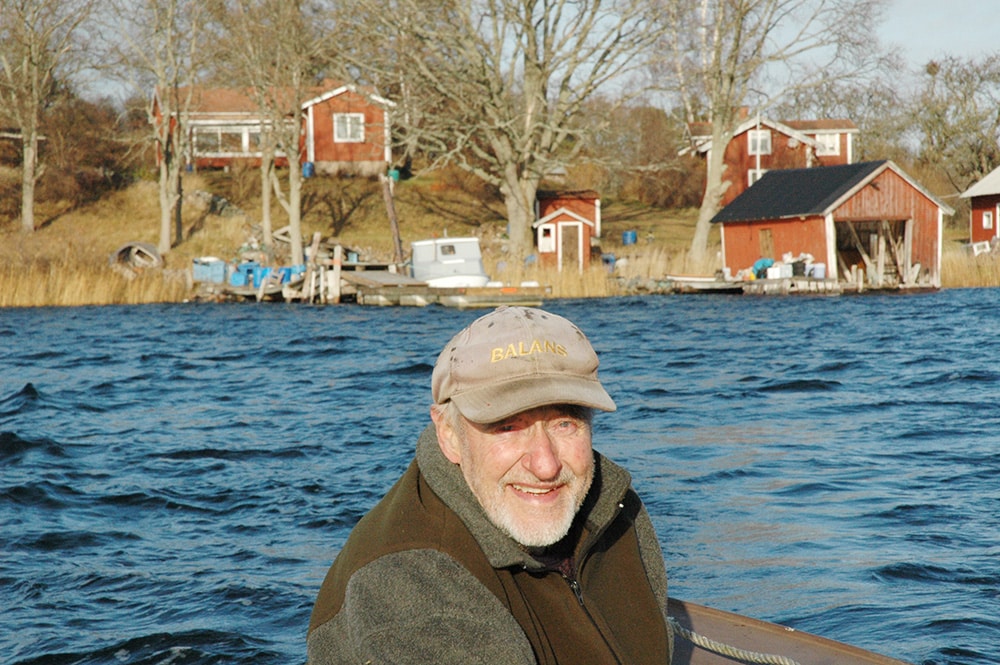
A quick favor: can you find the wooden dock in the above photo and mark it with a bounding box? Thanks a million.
[201,238,548,307]
[741,277,842,295]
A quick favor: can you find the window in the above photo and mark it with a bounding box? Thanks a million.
[984,210,994,230]
[334,113,365,142]
[748,129,771,155]
[815,133,840,156]
[538,225,556,253]
[192,126,256,155]
[748,169,767,186]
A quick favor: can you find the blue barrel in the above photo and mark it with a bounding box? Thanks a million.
[623,230,637,245]
[302,161,315,178]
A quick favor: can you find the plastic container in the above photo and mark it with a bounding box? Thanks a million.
[192,257,226,283]
[302,162,315,178]
[622,230,637,245]
[809,263,826,279]
[252,266,272,287]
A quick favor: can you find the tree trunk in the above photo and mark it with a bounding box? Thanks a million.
[20,137,36,232]
[157,159,173,255]
[259,152,274,245]
[501,172,539,260]
[287,159,304,266]
[689,125,732,262]
[173,172,183,248]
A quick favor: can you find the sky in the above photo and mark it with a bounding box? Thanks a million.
[878,0,999,69]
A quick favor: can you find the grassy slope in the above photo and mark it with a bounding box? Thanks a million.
[0,170,708,283]
[0,169,990,306]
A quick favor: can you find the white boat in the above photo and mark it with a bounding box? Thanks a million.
[410,237,490,288]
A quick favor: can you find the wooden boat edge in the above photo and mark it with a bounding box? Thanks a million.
[668,598,912,665]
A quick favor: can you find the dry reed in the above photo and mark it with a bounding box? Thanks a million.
[0,257,190,308]
[2,174,996,307]
[941,244,1000,288]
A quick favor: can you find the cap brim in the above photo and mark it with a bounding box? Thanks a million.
[450,375,616,424]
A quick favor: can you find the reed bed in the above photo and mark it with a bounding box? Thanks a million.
[940,243,1000,288]
[479,244,722,299]
[0,259,190,308]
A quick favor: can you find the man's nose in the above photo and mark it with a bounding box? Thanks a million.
[522,424,562,480]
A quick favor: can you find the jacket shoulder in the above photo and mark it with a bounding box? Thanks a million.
[308,549,535,665]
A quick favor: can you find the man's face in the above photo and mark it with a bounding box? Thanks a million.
[433,405,595,548]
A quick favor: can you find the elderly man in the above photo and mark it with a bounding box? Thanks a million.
[308,306,672,664]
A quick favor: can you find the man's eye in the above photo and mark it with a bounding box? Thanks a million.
[487,421,518,433]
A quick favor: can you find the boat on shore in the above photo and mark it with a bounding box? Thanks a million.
[409,237,490,288]
[668,598,910,665]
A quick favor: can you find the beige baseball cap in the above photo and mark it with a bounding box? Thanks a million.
[432,306,616,423]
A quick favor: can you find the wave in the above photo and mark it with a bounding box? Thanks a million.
[12,630,280,665]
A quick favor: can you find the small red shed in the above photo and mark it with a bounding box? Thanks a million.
[959,165,1000,248]
[712,161,953,289]
[533,190,602,272]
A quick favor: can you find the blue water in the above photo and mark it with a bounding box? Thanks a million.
[2,292,999,665]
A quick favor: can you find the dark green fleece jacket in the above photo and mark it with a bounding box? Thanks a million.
[307,424,672,664]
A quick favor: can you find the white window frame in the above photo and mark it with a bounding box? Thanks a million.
[748,129,771,156]
[984,210,994,230]
[537,223,556,253]
[748,169,767,186]
[815,133,841,156]
[334,113,365,143]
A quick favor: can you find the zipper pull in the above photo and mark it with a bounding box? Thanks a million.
[567,577,585,605]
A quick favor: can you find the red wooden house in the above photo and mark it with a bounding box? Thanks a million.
[533,190,602,272]
[712,161,953,289]
[959,165,1000,248]
[151,81,393,176]
[687,113,858,207]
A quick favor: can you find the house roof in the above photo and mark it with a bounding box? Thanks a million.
[155,80,391,120]
[711,160,954,224]
[537,189,600,200]
[783,119,858,133]
[959,164,1000,198]
[686,116,857,154]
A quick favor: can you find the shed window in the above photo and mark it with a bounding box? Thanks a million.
[538,225,556,253]
[748,129,771,155]
[748,169,767,186]
[984,210,994,230]
[815,133,840,156]
[334,113,365,142]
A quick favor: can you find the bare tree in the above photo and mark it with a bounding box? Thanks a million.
[105,0,209,255]
[661,0,890,262]
[0,0,94,232]
[207,0,333,266]
[335,0,666,259]
[774,63,911,164]
[910,55,1000,194]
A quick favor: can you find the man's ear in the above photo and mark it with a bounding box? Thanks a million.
[430,406,462,464]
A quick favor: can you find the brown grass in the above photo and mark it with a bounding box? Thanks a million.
[941,239,1000,288]
[0,172,717,305]
[1,169,989,306]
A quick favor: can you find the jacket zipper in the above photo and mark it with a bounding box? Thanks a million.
[561,570,623,664]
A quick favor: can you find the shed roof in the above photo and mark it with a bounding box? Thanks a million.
[959,164,1000,198]
[711,160,953,224]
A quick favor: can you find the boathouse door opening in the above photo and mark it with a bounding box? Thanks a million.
[834,218,914,288]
